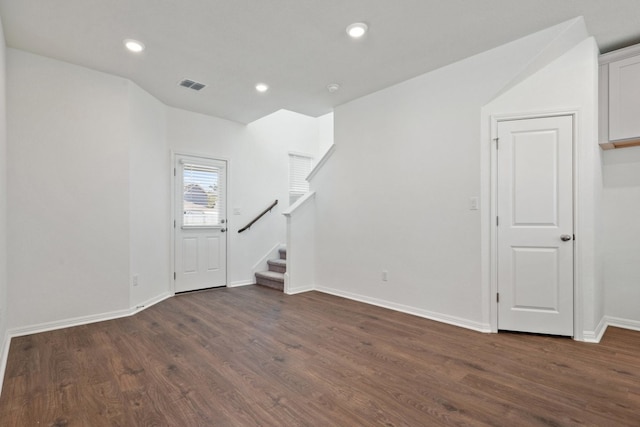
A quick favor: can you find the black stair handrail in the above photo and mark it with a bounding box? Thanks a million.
[238,200,278,233]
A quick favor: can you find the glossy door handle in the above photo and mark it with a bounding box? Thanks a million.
[560,234,572,241]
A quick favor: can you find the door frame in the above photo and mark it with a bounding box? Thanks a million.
[170,150,231,295]
[488,110,581,336]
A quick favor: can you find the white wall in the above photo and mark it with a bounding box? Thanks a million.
[311,19,592,332]
[0,17,9,376]
[167,108,320,286]
[603,146,640,329]
[317,112,334,157]
[7,49,131,330]
[284,192,316,294]
[5,48,326,332]
[482,37,602,339]
[129,84,171,307]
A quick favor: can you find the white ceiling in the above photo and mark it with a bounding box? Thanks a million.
[1,0,640,124]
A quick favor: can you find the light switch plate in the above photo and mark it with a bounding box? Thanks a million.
[469,197,479,210]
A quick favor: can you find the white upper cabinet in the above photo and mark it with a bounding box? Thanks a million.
[609,55,640,141]
[600,44,640,149]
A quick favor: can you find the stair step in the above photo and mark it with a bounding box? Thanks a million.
[279,247,287,260]
[255,271,284,291]
[268,258,286,273]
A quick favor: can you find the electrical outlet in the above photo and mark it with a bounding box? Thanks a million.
[132,274,139,286]
[382,270,388,281]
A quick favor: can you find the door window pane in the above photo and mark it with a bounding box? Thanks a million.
[183,164,222,226]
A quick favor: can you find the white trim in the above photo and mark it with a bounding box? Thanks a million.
[0,292,172,396]
[227,280,255,288]
[316,286,491,333]
[282,191,315,217]
[488,110,580,336]
[170,150,177,294]
[582,316,640,343]
[307,144,336,182]
[582,316,608,343]
[8,293,172,338]
[599,43,640,65]
[8,307,134,338]
[285,284,314,295]
[171,151,230,291]
[132,292,172,312]
[605,316,640,333]
[0,332,10,398]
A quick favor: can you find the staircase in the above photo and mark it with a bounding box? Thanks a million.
[255,247,286,291]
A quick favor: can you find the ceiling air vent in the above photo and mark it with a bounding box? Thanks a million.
[179,79,207,91]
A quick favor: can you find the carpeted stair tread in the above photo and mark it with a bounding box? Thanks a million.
[267,258,286,273]
[255,271,285,282]
[255,247,286,291]
[255,270,284,291]
[268,258,286,267]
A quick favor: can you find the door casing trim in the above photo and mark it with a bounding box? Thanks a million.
[488,110,580,338]
[170,150,231,295]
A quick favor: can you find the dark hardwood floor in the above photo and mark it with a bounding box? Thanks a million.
[1,286,639,426]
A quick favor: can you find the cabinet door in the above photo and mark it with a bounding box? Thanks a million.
[609,55,640,141]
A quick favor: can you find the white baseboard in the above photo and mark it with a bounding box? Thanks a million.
[605,316,640,332]
[0,331,10,398]
[8,307,135,338]
[228,280,255,288]
[1,291,174,397]
[581,316,640,343]
[132,292,172,312]
[8,291,172,338]
[315,286,491,333]
[582,316,608,343]
[285,284,314,295]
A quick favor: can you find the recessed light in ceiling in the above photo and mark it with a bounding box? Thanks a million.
[327,83,340,93]
[346,22,368,39]
[124,39,145,53]
[255,83,269,93]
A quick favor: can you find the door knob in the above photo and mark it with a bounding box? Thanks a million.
[560,234,572,241]
[220,228,227,233]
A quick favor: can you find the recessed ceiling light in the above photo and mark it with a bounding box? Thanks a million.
[327,83,340,93]
[124,39,145,53]
[255,83,269,93]
[346,22,368,39]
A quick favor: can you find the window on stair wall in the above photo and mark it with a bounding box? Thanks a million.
[288,152,313,205]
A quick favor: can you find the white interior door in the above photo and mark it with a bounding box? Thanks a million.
[497,116,574,336]
[174,155,227,293]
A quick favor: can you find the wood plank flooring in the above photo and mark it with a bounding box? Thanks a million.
[1,285,639,426]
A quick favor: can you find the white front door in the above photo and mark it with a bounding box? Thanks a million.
[174,155,227,293]
[497,116,574,336]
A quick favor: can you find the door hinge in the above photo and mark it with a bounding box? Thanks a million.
[174,168,176,176]
[497,293,500,303]
[494,137,499,149]
[173,272,176,280]
[496,216,499,226]
[173,220,176,228]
